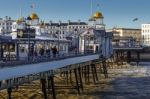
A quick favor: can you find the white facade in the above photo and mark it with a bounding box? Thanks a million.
[11,20,26,39]
[141,24,150,46]
[109,28,141,45]
[79,11,113,58]
[0,11,114,59]
[0,16,14,35]
[79,29,113,58]
[10,14,72,58]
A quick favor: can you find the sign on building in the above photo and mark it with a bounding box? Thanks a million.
[17,29,35,38]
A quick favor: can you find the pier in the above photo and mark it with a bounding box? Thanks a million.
[0,1,147,98]
[0,45,145,99]
[0,53,110,99]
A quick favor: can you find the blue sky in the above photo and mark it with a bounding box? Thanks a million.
[0,0,149,29]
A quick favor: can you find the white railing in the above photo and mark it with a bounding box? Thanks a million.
[0,51,99,67]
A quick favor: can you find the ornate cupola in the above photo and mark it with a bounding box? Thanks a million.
[88,11,105,30]
[30,13,39,20]
[27,12,39,26]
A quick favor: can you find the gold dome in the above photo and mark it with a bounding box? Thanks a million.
[30,13,39,20]
[89,16,96,21]
[93,12,103,19]
[16,17,24,23]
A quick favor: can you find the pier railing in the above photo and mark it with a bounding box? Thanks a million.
[0,52,100,68]
[0,53,101,91]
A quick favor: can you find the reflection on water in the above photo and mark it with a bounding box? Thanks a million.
[91,62,150,99]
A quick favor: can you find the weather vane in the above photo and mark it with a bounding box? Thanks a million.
[30,4,35,13]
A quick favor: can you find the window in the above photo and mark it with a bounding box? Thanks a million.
[13,25,16,29]
[90,37,94,40]
[90,46,93,49]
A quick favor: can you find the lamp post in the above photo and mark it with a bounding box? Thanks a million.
[104,32,107,59]
[87,31,90,53]
[99,36,102,54]
[56,25,60,56]
[26,24,30,61]
[0,41,1,60]
[88,35,90,53]
[74,29,79,54]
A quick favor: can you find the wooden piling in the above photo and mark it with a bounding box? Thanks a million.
[74,69,80,94]
[50,76,56,99]
[40,79,47,99]
[78,67,83,91]
[91,64,96,83]
[7,87,12,99]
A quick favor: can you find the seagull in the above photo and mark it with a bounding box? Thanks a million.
[133,18,138,22]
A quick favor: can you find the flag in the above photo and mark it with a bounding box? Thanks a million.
[133,18,138,22]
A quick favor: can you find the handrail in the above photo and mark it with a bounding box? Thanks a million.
[0,52,100,68]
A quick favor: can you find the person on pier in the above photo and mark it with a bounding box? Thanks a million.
[39,47,45,57]
[46,48,51,58]
[52,46,57,58]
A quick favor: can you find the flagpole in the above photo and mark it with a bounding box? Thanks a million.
[91,0,93,15]
[20,7,22,18]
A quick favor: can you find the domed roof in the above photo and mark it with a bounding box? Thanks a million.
[27,16,32,20]
[16,17,24,23]
[88,16,96,21]
[29,13,39,20]
[93,11,103,19]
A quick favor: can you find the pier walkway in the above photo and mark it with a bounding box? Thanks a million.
[0,52,106,99]
[0,46,144,99]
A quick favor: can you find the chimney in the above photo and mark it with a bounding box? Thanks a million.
[78,19,81,24]
[49,20,52,25]
[9,17,11,20]
[5,16,8,20]
[59,20,61,25]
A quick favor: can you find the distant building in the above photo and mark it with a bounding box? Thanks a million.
[141,24,150,46]
[0,16,14,35]
[113,36,136,47]
[109,28,141,46]
[10,12,92,57]
[79,11,113,58]
[11,13,69,58]
[0,9,114,60]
